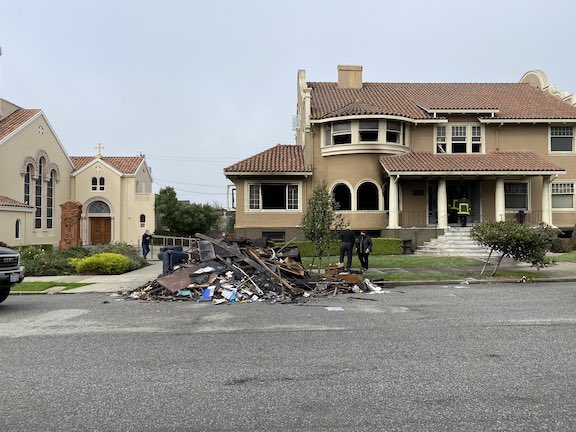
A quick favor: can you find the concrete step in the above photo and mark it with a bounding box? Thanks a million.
[416,227,489,256]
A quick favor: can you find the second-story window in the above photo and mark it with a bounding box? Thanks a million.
[451,126,467,153]
[386,121,401,143]
[92,177,98,191]
[359,120,379,142]
[550,126,574,152]
[435,124,483,154]
[332,121,352,145]
[436,126,447,153]
[99,177,105,191]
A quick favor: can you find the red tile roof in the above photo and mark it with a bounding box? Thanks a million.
[379,152,565,175]
[0,109,41,141]
[71,156,145,174]
[224,144,311,174]
[309,82,576,120]
[0,196,33,208]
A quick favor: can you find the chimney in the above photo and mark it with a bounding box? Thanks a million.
[338,65,363,89]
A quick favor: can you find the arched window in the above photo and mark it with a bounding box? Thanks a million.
[91,177,98,191]
[24,164,32,205]
[357,182,379,210]
[88,201,111,214]
[47,170,55,229]
[333,183,352,211]
[140,214,146,228]
[15,219,21,239]
[35,158,44,229]
[99,177,105,191]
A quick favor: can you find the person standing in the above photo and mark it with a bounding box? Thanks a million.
[457,195,471,227]
[142,230,152,259]
[339,226,355,272]
[357,230,373,272]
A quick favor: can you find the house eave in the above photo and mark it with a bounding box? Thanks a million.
[385,170,566,177]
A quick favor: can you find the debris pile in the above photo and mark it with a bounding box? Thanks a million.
[123,234,382,303]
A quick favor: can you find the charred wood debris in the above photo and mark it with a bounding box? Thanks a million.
[122,233,384,303]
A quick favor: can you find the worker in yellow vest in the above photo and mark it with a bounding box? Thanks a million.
[449,198,459,223]
[458,195,471,227]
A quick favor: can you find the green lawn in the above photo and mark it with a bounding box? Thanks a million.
[554,251,576,263]
[11,282,93,292]
[302,255,483,269]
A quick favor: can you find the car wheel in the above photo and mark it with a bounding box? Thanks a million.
[0,285,11,304]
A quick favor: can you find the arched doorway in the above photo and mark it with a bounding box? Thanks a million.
[88,201,112,244]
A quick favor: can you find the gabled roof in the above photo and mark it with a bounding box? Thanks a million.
[71,156,145,175]
[0,196,33,209]
[224,144,311,175]
[0,109,42,142]
[309,82,576,121]
[379,152,565,176]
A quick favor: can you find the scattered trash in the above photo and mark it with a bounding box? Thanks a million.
[121,234,385,304]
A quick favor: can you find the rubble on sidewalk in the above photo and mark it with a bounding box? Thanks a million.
[121,233,380,304]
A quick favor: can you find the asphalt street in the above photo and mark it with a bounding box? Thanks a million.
[1,282,575,432]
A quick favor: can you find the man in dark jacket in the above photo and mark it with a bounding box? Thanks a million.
[357,230,373,272]
[339,226,355,272]
[142,230,153,259]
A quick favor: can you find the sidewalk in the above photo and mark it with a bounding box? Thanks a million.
[13,257,576,295]
[19,259,163,294]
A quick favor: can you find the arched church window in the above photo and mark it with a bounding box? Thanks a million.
[88,201,111,214]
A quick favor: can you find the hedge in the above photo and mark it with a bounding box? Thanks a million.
[276,238,403,257]
[75,253,131,275]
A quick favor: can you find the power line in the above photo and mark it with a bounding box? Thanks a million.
[154,181,227,195]
[154,178,229,189]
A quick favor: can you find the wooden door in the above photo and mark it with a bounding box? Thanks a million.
[90,218,111,245]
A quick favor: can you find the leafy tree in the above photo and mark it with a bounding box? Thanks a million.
[155,186,180,232]
[470,220,559,276]
[301,180,344,270]
[155,187,221,236]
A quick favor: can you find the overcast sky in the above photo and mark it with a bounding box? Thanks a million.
[1,0,575,207]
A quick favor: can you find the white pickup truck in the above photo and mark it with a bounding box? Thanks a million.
[0,245,25,304]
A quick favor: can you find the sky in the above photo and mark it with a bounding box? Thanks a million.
[1,0,575,207]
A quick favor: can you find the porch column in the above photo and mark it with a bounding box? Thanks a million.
[387,175,400,228]
[495,178,505,221]
[437,178,448,229]
[542,175,552,225]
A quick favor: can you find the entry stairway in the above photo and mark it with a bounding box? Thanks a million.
[416,226,491,257]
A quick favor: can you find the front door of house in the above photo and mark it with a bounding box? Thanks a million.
[90,217,111,244]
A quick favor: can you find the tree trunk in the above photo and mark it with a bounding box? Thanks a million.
[491,254,506,277]
[480,249,494,277]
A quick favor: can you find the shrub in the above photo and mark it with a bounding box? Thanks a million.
[92,242,147,271]
[371,238,404,255]
[550,238,576,253]
[19,245,77,276]
[75,253,131,275]
[277,238,403,257]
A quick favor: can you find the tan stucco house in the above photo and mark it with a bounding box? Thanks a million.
[0,98,155,247]
[225,66,576,245]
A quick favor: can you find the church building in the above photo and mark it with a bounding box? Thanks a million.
[0,98,155,248]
